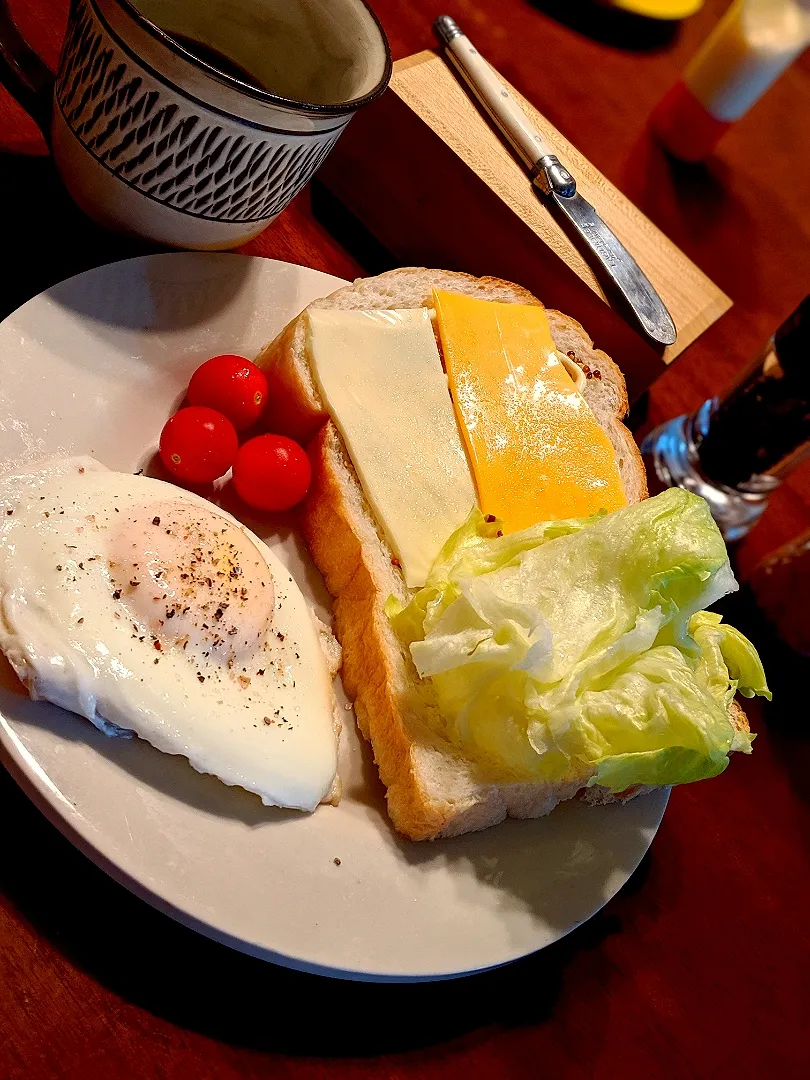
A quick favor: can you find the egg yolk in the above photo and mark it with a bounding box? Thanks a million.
[109,501,275,665]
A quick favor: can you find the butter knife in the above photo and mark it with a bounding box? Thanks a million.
[434,15,677,348]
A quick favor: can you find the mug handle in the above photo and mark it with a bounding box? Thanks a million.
[0,0,56,136]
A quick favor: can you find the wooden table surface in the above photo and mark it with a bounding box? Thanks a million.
[1,1,809,1077]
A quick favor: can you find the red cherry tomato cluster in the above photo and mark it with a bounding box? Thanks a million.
[159,354,311,511]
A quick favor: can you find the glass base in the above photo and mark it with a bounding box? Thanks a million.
[640,404,773,543]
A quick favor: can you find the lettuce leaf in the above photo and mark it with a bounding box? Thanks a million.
[388,489,769,791]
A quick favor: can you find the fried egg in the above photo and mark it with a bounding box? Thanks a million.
[0,457,339,811]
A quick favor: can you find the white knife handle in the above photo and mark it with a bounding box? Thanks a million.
[435,17,555,169]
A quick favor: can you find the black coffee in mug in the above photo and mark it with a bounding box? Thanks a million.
[133,0,385,105]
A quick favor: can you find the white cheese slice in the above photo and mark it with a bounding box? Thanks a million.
[306,308,476,588]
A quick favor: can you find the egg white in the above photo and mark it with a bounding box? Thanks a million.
[0,457,339,811]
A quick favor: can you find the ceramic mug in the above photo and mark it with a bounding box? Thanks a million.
[0,0,391,248]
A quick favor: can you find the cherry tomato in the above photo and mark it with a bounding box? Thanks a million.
[159,406,238,484]
[232,434,312,512]
[187,354,268,431]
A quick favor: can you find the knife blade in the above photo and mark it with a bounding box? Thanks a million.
[434,15,677,348]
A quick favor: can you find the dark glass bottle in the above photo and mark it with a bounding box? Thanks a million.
[641,296,810,541]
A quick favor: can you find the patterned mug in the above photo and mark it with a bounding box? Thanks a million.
[0,0,391,248]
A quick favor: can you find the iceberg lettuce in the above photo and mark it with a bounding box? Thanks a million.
[388,489,769,791]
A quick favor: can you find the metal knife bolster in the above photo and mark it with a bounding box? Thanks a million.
[530,155,576,199]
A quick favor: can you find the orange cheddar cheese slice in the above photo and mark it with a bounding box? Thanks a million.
[433,290,627,533]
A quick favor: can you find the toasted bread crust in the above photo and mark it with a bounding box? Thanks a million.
[258,268,745,839]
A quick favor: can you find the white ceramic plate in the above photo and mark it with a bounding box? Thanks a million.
[0,254,668,981]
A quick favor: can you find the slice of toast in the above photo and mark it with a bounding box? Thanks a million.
[257,268,749,840]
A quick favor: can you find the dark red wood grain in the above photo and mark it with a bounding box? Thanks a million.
[1,2,809,1077]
